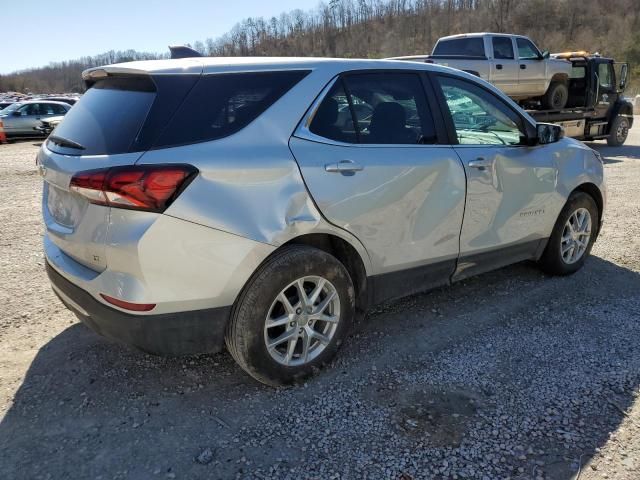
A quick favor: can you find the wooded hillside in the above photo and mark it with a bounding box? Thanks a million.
[2,0,639,94]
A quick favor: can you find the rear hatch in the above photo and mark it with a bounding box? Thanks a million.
[40,72,200,271]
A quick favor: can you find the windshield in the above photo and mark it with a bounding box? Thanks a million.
[0,103,22,114]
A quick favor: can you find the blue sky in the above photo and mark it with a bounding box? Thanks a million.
[2,0,321,73]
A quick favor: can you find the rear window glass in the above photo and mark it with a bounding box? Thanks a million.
[154,70,309,148]
[47,77,155,156]
[433,38,485,57]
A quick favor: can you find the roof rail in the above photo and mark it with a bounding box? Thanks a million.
[169,45,203,59]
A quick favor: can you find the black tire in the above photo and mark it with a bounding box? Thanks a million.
[225,245,355,386]
[607,115,630,146]
[538,192,599,276]
[541,81,569,110]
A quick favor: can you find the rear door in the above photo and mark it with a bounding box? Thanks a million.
[515,37,546,96]
[289,70,466,298]
[433,73,558,279]
[489,36,519,95]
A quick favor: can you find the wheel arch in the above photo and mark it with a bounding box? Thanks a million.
[550,73,569,84]
[283,233,369,315]
[572,182,604,235]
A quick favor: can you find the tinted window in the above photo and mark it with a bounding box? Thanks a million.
[437,76,524,146]
[309,80,357,143]
[51,104,68,114]
[492,37,514,60]
[20,104,41,116]
[342,73,437,144]
[433,38,485,57]
[41,103,66,115]
[516,38,540,60]
[155,71,309,148]
[48,77,156,156]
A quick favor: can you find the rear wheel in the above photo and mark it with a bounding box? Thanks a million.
[541,81,569,110]
[607,115,630,146]
[225,245,355,386]
[538,192,599,275]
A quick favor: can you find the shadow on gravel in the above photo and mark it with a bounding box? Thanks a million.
[1,256,639,479]
[588,142,640,163]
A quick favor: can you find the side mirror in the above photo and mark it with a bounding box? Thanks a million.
[536,123,564,144]
[541,50,550,60]
[619,63,628,90]
[12,111,22,117]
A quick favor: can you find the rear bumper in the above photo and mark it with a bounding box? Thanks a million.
[46,261,231,355]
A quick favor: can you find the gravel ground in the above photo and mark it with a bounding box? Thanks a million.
[1,124,640,480]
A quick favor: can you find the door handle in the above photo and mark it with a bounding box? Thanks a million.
[496,64,503,70]
[325,160,364,174]
[520,64,527,70]
[468,158,493,171]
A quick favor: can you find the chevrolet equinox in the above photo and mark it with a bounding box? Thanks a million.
[40,57,605,385]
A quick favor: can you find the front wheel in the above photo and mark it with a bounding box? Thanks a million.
[607,115,630,146]
[538,192,599,275]
[225,245,355,386]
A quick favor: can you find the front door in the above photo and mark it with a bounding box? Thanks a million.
[594,60,619,119]
[289,71,467,301]
[433,74,559,280]
[515,37,546,97]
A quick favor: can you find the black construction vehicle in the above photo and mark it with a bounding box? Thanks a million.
[526,52,633,146]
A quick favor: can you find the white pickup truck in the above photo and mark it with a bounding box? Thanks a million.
[392,33,574,110]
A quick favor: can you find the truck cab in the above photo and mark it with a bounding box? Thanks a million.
[529,52,633,146]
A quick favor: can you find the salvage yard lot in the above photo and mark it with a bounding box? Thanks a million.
[1,124,640,479]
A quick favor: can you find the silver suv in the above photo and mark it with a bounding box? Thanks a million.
[40,58,605,385]
[1,100,71,137]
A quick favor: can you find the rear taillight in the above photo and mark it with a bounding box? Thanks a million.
[70,164,197,212]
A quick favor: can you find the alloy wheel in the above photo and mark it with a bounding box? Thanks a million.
[264,276,340,366]
[560,207,592,264]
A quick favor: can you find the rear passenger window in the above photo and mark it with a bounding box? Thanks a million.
[155,71,309,148]
[51,104,67,114]
[309,81,357,143]
[310,73,437,145]
[492,37,514,60]
[344,73,437,144]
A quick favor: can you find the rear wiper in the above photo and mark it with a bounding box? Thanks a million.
[48,135,85,150]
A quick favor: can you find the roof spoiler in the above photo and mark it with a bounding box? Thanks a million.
[169,45,203,59]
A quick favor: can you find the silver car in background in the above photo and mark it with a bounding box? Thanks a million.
[39,57,605,385]
[1,100,71,137]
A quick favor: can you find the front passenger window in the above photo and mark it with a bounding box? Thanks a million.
[437,76,524,146]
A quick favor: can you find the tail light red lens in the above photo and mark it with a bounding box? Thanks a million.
[70,164,197,212]
[100,294,156,312]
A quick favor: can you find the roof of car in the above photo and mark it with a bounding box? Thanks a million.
[10,100,71,106]
[437,32,528,41]
[83,56,448,77]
